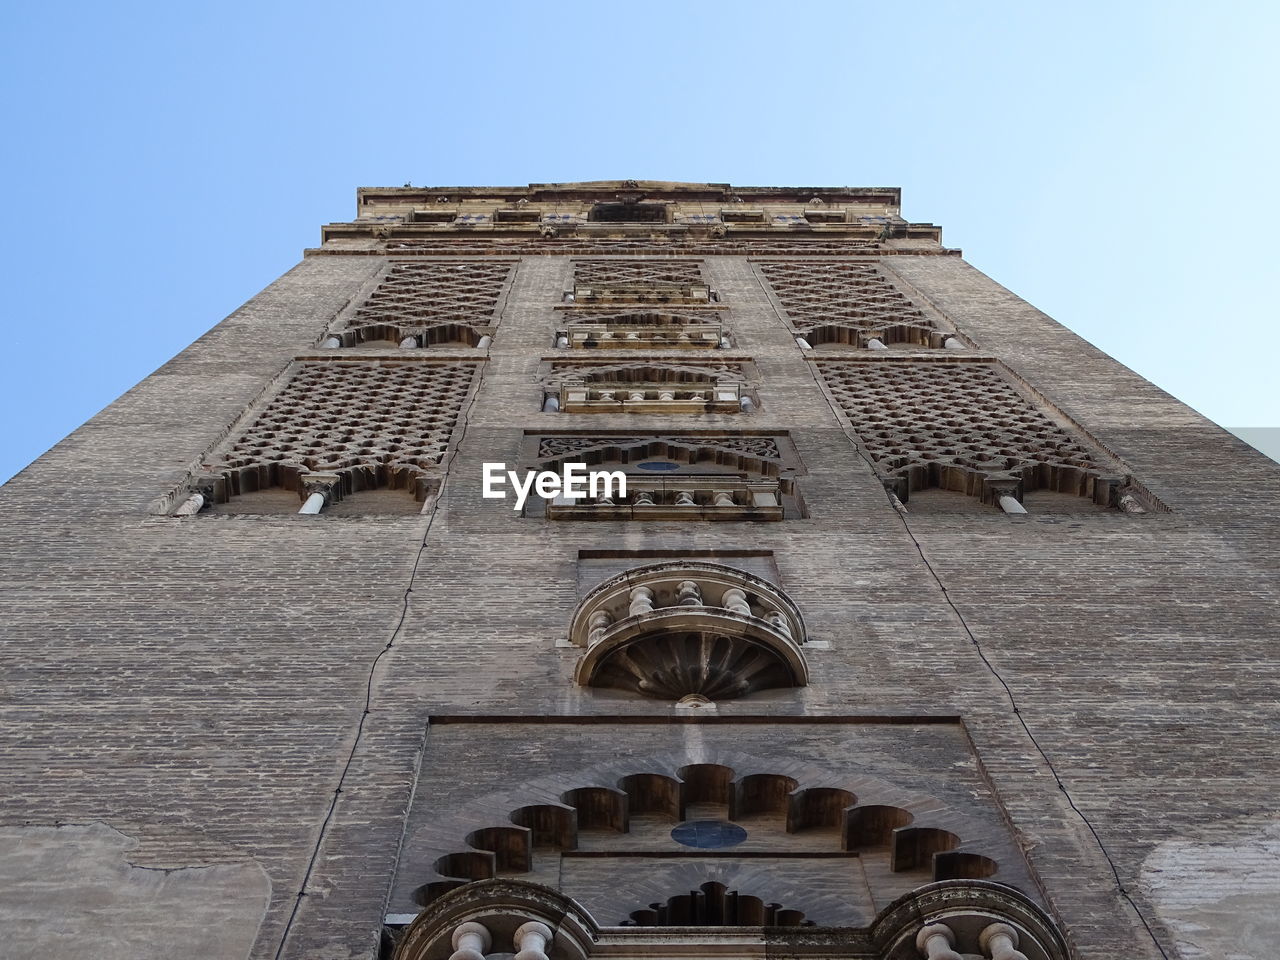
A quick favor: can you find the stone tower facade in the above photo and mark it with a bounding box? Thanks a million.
[0,181,1276,960]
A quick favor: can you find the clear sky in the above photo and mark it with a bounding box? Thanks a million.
[1,1,1278,483]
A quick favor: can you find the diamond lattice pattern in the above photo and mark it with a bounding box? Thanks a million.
[817,360,1105,488]
[757,261,939,345]
[345,261,513,336]
[212,361,477,475]
[573,260,705,286]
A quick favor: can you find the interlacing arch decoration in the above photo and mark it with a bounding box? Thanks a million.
[756,260,947,348]
[407,762,1012,928]
[814,357,1156,511]
[624,881,811,926]
[198,359,478,508]
[334,260,514,347]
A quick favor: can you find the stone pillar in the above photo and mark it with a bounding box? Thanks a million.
[629,585,655,616]
[676,580,702,605]
[866,337,888,350]
[513,921,554,960]
[915,923,963,960]
[722,587,751,616]
[298,473,341,516]
[979,923,1030,960]
[173,493,205,516]
[448,921,492,960]
[587,610,612,646]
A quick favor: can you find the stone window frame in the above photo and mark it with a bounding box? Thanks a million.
[810,354,1164,514]
[160,356,484,518]
[517,430,807,520]
[538,358,760,414]
[319,258,518,350]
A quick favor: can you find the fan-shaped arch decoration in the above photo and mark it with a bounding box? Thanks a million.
[567,562,808,701]
[623,881,811,926]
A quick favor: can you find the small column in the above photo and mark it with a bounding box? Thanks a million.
[513,921,554,960]
[721,587,752,616]
[628,390,645,402]
[629,585,655,616]
[979,923,1030,960]
[399,335,419,349]
[658,390,675,401]
[320,336,341,349]
[739,396,757,414]
[795,336,813,350]
[555,334,569,348]
[989,481,1027,515]
[476,335,492,349]
[675,491,696,506]
[1118,493,1146,513]
[998,495,1028,515]
[676,580,702,605]
[633,490,655,506]
[915,923,963,960]
[587,610,613,646]
[448,921,492,960]
[943,336,966,350]
[766,610,792,639]
[713,490,735,507]
[542,395,560,413]
[866,337,889,350]
[298,473,340,516]
[718,334,733,349]
[173,493,205,516]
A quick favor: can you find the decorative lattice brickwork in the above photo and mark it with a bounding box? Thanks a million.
[209,360,478,484]
[340,260,514,345]
[757,261,942,347]
[546,359,747,384]
[384,237,882,255]
[557,309,720,328]
[536,435,782,463]
[573,259,705,286]
[816,359,1118,503]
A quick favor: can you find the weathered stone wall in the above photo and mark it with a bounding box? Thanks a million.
[0,233,1276,960]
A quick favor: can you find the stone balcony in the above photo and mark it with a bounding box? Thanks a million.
[568,562,808,701]
[557,377,743,414]
[568,282,712,305]
[559,323,724,350]
[546,477,782,521]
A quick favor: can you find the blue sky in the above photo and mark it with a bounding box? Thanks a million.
[1,1,1278,482]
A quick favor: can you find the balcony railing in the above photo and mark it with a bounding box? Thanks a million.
[547,477,782,521]
[557,377,742,413]
[568,561,808,700]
